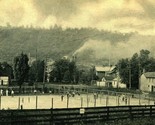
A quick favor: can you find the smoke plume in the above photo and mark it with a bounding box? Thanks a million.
[74,34,155,65]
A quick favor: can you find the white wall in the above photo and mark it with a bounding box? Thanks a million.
[118,83,126,88]
[112,79,126,88]
[140,74,150,92]
[0,76,9,85]
[96,81,106,87]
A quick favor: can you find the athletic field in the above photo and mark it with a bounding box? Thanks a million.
[0,93,154,109]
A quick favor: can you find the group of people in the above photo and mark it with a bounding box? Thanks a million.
[0,89,14,96]
[60,91,80,101]
[120,94,128,104]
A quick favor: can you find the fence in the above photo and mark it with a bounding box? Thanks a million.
[0,105,155,125]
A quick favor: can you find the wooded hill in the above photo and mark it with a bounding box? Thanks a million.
[0,26,133,64]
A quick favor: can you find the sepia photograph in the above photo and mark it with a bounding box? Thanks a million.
[0,0,155,124]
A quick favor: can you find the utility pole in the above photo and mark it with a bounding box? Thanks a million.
[43,56,47,88]
[129,60,131,89]
[35,49,38,82]
[117,63,119,89]
[138,60,141,90]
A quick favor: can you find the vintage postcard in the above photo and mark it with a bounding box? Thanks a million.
[0,0,155,125]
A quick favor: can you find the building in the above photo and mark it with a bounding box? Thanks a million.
[95,65,126,88]
[97,75,114,87]
[96,75,126,88]
[140,72,155,92]
[95,66,116,80]
[0,76,9,85]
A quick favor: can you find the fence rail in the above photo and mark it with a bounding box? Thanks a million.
[0,105,155,125]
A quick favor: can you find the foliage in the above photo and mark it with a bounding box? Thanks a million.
[118,49,155,89]
[14,53,29,88]
[0,62,14,84]
[50,58,97,84]
[50,59,76,83]
[117,58,129,87]
[29,60,45,83]
[0,26,133,64]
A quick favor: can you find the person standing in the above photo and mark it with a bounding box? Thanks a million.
[61,94,64,101]
[11,90,14,97]
[6,89,8,96]
[0,89,3,96]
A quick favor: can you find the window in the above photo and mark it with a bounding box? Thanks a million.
[148,85,150,87]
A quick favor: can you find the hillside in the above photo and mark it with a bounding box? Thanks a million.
[1,26,155,67]
[0,26,133,65]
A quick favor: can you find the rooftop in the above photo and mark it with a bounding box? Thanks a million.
[144,72,155,78]
[95,66,116,72]
[104,75,115,81]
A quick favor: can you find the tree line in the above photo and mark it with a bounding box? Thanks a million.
[0,25,133,64]
[0,53,96,89]
[1,49,155,90]
[118,49,155,89]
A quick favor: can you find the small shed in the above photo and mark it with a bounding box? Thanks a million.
[0,76,9,85]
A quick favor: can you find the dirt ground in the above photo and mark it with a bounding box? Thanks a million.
[0,93,154,109]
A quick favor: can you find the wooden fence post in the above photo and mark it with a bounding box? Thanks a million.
[128,95,130,106]
[51,108,54,125]
[129,106,133,120]
[106,96,108,106]
[116,93,117,106]
[87,94,89,107]
[18,97,20,109]
[36,96,38,109]
[10,110,13,125]
[139,94,141,105]
[150,105,152,117]
[107,107,109,121]
[81,97,83,108]
[117,96,119,106]
[67,96,69,108]
[51,98,53,109]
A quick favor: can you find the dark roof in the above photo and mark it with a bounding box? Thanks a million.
[97,73,105,81]
[104,76,115,81]
[144,72,155,78]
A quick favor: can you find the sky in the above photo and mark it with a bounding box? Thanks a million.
[0,0,155,35]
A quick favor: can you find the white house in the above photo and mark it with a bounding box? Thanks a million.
[140,72,155,92]
[0,76,9,85]
[96,75,126,88]
[95,65,126,88]
[95,66,116,81]
[97,75,114,87]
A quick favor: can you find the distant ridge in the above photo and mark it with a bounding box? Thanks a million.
[0,26,134,65]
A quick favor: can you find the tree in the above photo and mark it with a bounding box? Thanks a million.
[29,60,45,83]
[14,53,29,92]
[139,49,150,73]
[118,49,155,89]
[117,58,129,87]
[50,59,77,83]
[0,63,3,76]
[0,62,14,84]
[145,57,155,72]
[130,53,139,89]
